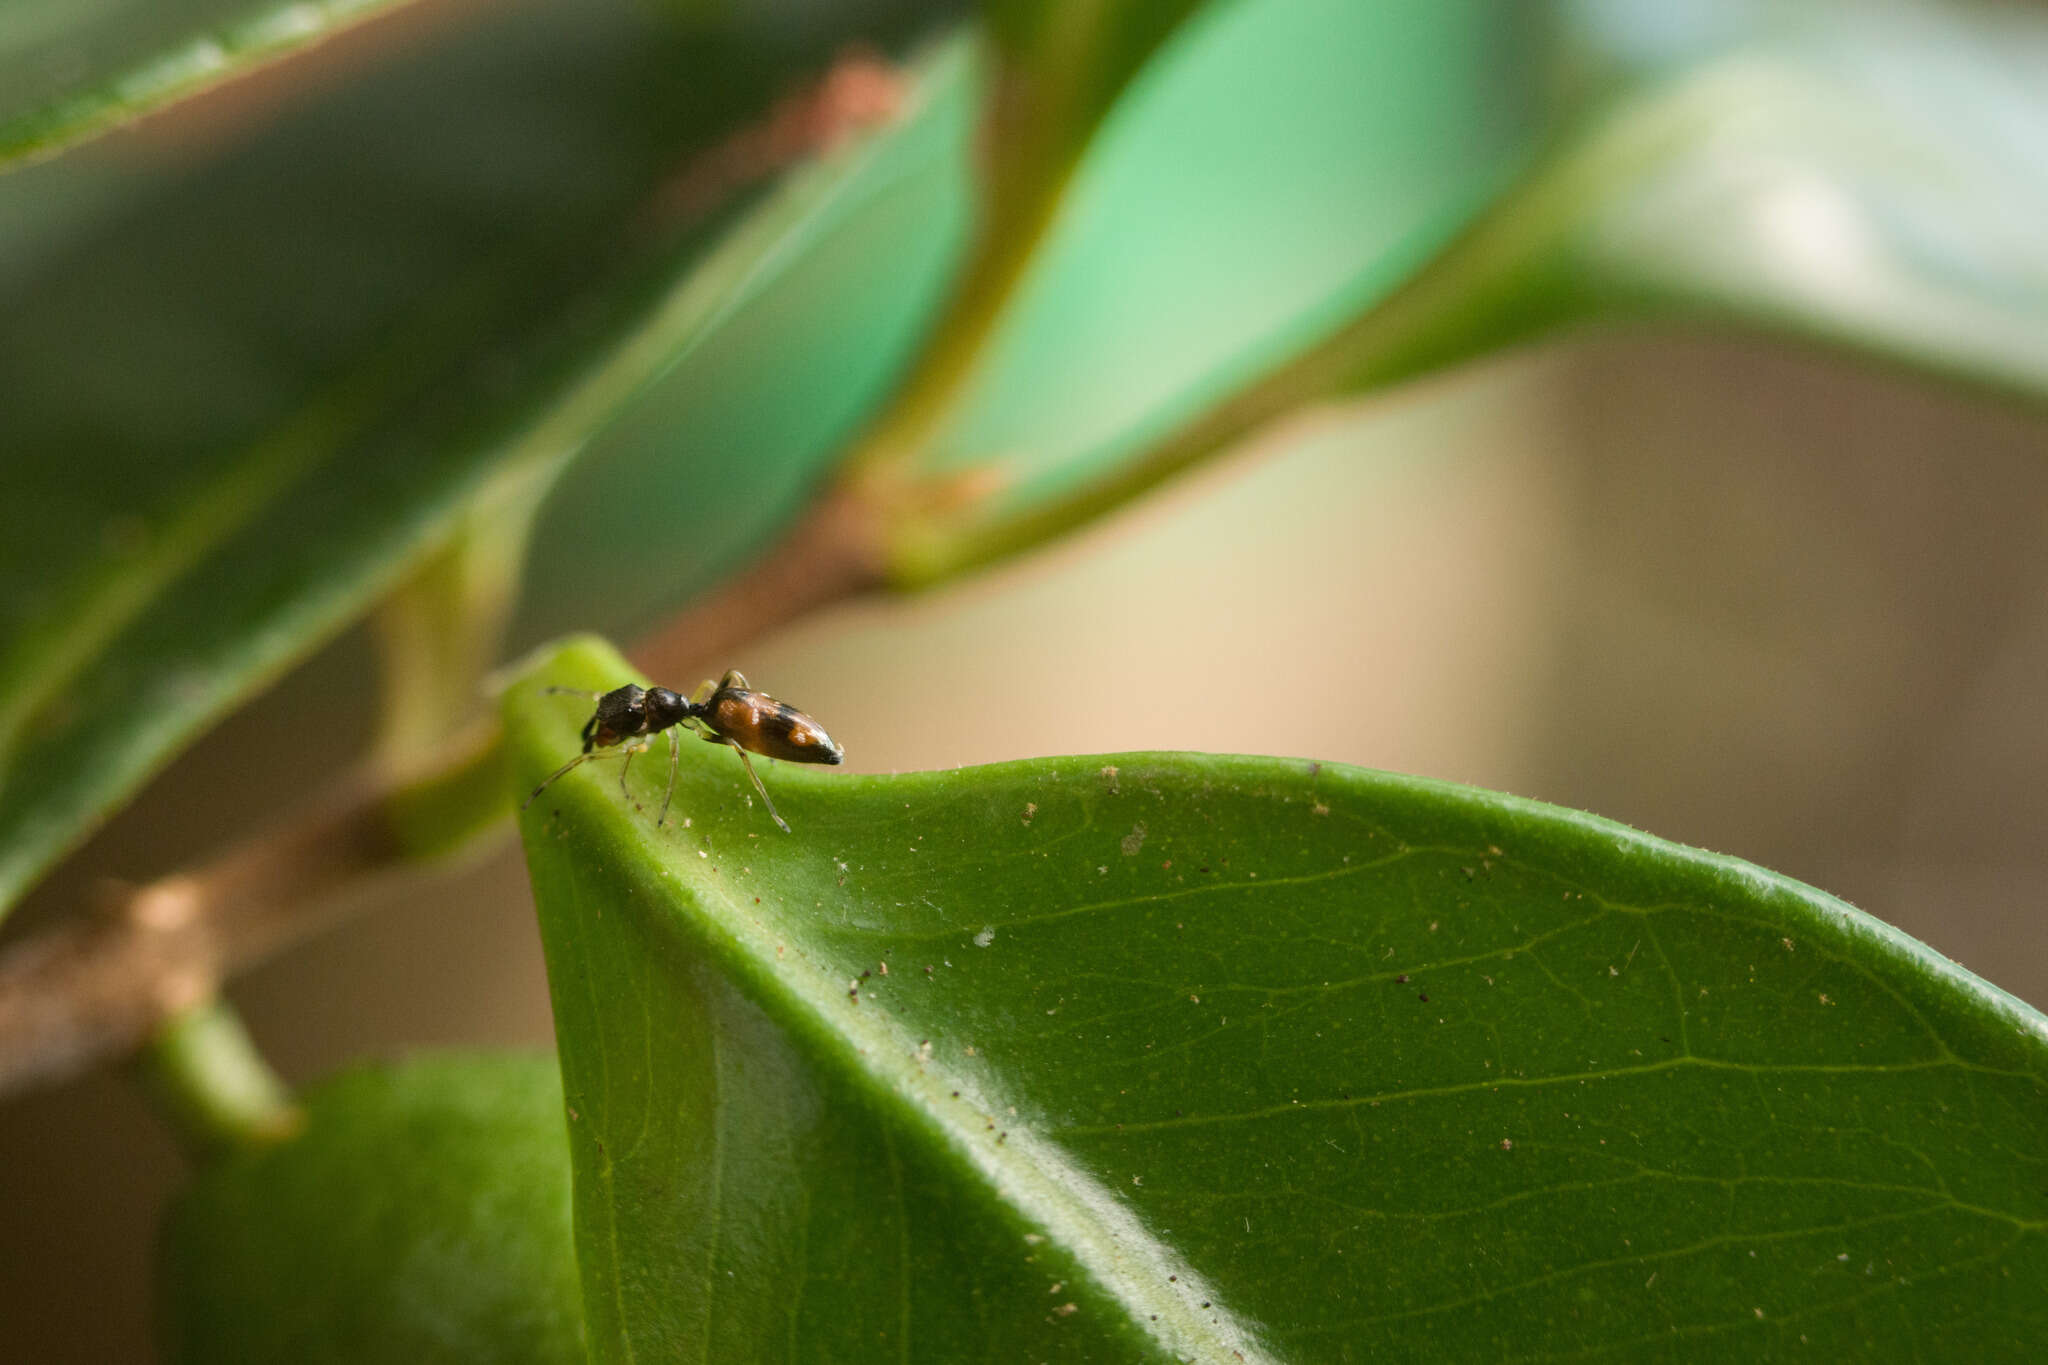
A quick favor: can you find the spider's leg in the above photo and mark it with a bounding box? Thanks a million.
[618,741,649,806]
[524,752,593,809]
[659,727,682,827]
[524,745,645,811]
[726,740,790,833]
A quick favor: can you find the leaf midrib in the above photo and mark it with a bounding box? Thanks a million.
[661,860,1276,1363]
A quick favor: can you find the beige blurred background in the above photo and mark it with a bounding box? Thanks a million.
[3,330,2046,1360]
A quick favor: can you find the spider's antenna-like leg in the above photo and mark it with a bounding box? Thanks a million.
[523,745,642,810]
[524,752,593,809]
[725,741,790,833]
[538,687,603,699]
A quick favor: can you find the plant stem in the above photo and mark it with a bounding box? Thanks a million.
[135,999,301,1155]
[0,730,502,1102]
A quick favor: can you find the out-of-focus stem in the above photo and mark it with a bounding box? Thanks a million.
[0,726,505,1102]
[135,999,303,1155]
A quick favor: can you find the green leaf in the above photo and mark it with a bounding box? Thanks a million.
[836,0,1208,483]
[510,638,2048,1360]
[968,0,1209,279]
[1559,2,2048,406]
[0,0,433,169]
[159,1051,581,1365]
[878,0,2048,583]
[0,6,972,920]
[876,0,1552,581]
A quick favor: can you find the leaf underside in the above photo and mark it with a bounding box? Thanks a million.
[511,638,2048,1363]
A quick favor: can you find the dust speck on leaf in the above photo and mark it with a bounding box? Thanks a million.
[1023,802,1037,825]
[1099,765,1120,793]
[1121,822,1148,856]
[974,925,996,948]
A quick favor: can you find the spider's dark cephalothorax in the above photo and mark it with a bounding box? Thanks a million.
[523,670,841,832]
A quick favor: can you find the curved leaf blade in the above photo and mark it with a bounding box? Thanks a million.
[510,638,2048,1360]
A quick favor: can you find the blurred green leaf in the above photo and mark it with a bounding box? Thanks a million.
[0,4,969,920]
[1559,1,2048,405]
[509,31,976,649]
[511,637,2048,1360]
[160,1051,582,1365]
[0,0,424,168]
[967,0,1208,284]
[880,0,2048,581]
[878,0,1551,580]
[830,0,1220,518]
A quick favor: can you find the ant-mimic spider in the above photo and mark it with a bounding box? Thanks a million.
[524,670,842,832]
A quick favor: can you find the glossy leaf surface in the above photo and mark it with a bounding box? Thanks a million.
[511,638,2048,1361]
[0,3,968,918]
[159,1051,581,1365]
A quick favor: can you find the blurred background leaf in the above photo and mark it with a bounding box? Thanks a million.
[875,0,2048,578]
[511,637,2048,1360]
[0,0,965,920]
[1559,0,2048,403]
[160,1051,581,1364]
[868,0,1551,579]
